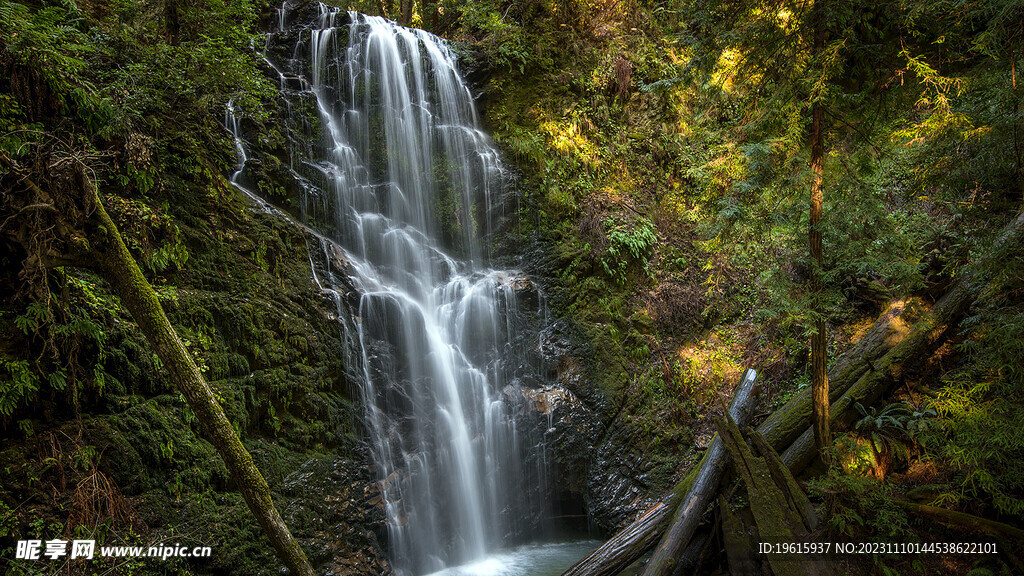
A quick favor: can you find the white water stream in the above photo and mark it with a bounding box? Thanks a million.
[226,5,589,575]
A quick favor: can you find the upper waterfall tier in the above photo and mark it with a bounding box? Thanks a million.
[286,5,505,270]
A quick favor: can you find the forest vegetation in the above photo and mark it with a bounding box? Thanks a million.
[1,0,1022,574]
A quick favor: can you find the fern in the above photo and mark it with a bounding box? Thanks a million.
[0,360,40,418]
[601,216,657,285]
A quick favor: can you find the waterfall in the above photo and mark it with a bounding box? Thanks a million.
[228,5,557,574]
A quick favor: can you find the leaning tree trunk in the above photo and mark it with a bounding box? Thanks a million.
[717,413,833,576]
[640,369,759,576]
[563,369,760,576]
[89,186,316,576]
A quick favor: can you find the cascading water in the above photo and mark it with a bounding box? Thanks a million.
[225,4,594,575]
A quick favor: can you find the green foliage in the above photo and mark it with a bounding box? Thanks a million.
[455,4,542,74]
[0,0,125,140]
[808,464,913,541]
[0,0,92,92]
[601,216,657,284]
[0,360,40,418]
[854,400,935,468]
[854,400,935,437]
[1,0,274,147]
[923,338,1024,516]
[1,273,112,423]
[918,223,1024,518]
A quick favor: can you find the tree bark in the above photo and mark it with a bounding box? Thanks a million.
[400,0,413,26]
[421,0,438,32]
[672,526,713,576]
[719,495,760,576]
[717,413,804,576]
[89,186,316,576]
[561,500,674,576]
[564,370,760,576]
[640,369,759,576]
[748,430,817,532]
[808,9,831,460]
[895,500,1024,573]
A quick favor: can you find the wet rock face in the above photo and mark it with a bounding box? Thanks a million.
[530,325,661,534]
[540,323,589,394]
[525,384,661,533]
[522,385,601,504]
[280,453,392,575]
[584,426,661,531]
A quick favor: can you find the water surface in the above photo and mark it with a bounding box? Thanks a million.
[424,541,601,576]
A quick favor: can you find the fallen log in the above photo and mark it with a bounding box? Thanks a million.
[719,495,760,576]
[89,184,316,576]
[563,301,914,576]
[672,525,713,576]
[895,500,1024,574]
[757,299,917,453]
[562,369,760,576]
[780,208,1024,472]
[641,369,760,576]
[895,501,1024,541]
[748,430,817,531]
[560,500,672,576]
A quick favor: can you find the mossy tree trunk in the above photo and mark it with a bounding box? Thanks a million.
[719,495,759,576]
[895,501,1024,572]
[717,413,833,576]
[88,186,316,576]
